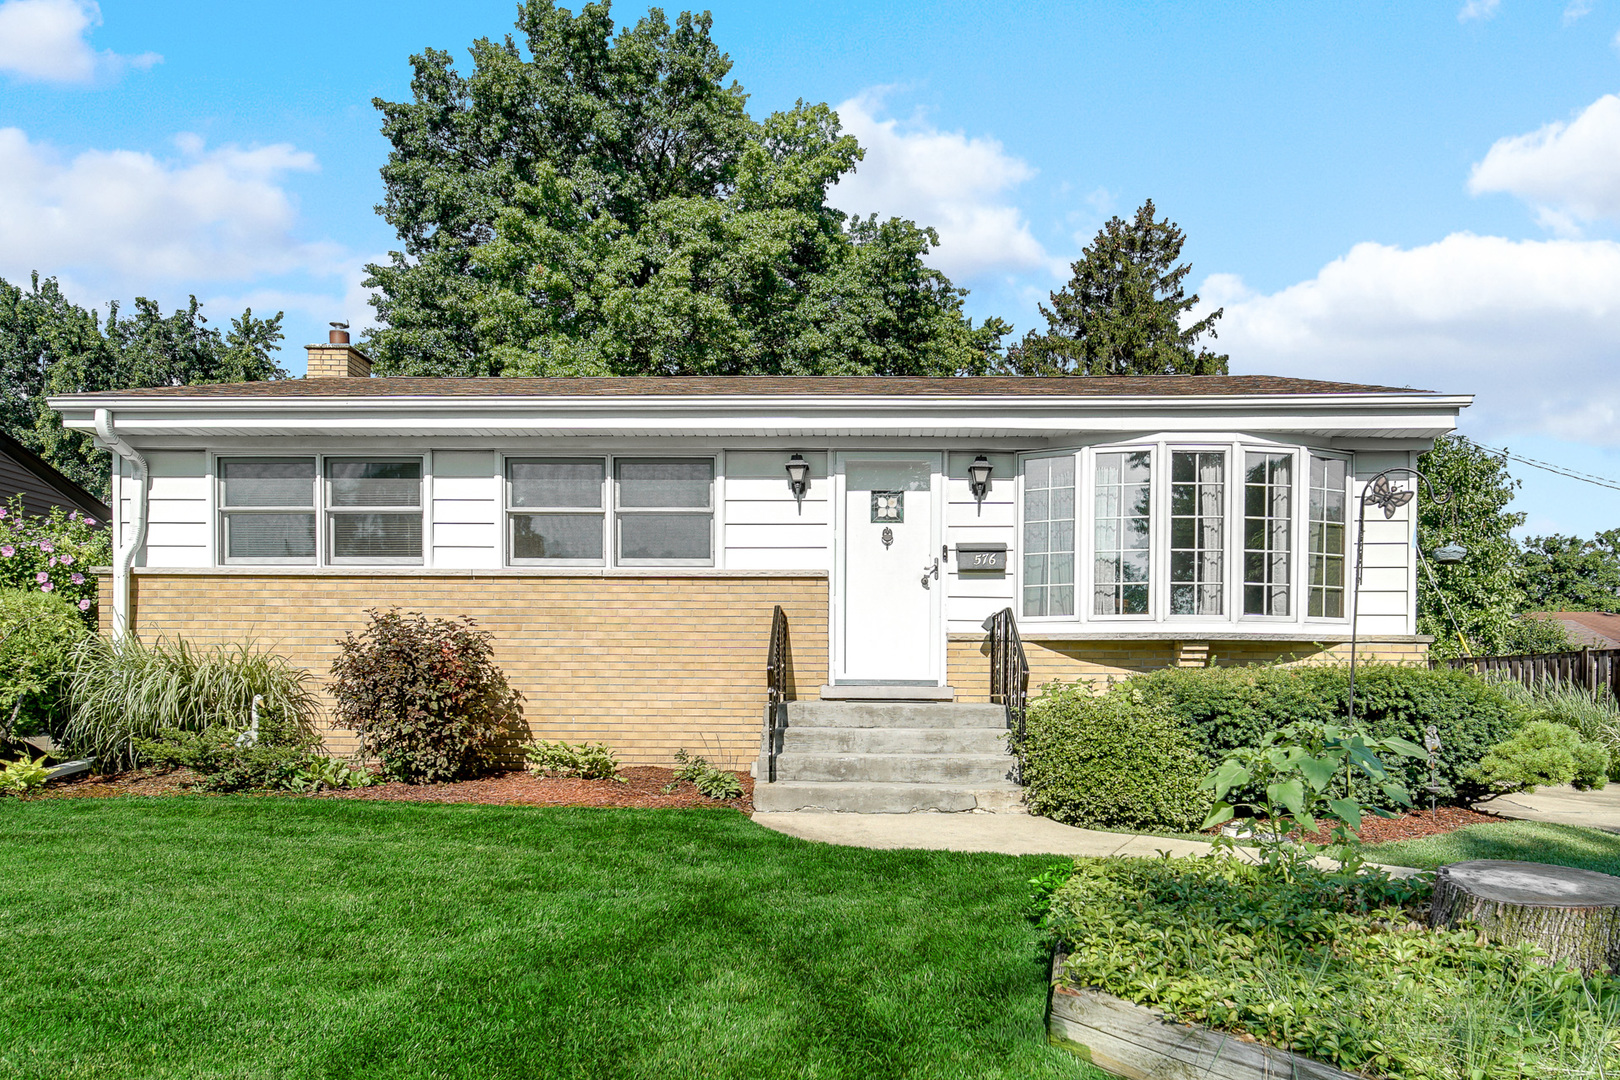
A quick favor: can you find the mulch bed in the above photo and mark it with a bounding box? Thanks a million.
[38,765,753,813]
[1294,805,1504,845]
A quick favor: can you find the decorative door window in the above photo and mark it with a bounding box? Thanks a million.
[1243,452,1293,616]
[1022,456,1075,617]
[1169,451,1225,615]
[871,491,904,522]
[1308,456,1348,618]
[1094,451,1152,615]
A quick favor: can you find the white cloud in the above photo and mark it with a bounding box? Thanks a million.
[1470,94,1620,226]
[1458,0,1500,21]
[830,89,1064,282]
[1206,233,1620,443]
[1563,0,1594,25]
[0,0,158,84]
[0,127,344,299]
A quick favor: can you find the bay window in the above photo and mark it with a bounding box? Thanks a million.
[1021,456,1075,617]
[1169,451,1225,616]
[1093,450,1152,616]
[1242,452,1293,616]
[1308,456,1349,618]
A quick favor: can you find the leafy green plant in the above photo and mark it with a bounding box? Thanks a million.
[134,724,321,793]
[1465,720,1610,801]
[282,756,376,793]
[64,636,318,771]
[1025,858,1076,925]
[328,608,524,784]
[1201,722,1428,871]
[1020,681,1212,831]
[667,749,743,801]
[0,754,49,796]
[0,587,88,740]
[525,739,621,781]
[1045,854,1619,1080]
[0,496,111,626]
[1507,680,1620,781]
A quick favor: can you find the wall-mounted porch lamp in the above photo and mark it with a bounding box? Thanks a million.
[968,455,994,502]
[785,454,811,503]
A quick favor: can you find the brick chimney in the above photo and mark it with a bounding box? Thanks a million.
[305,323,373,379]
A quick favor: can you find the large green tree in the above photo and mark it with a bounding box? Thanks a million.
[0,274,285,501]
[1415,435,1569,658]
[364,1,1007,377]
[1518,531,1620,613]
[1003,199,1228,376]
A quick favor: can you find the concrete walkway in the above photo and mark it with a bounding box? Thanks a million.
[1478,784,1620,833]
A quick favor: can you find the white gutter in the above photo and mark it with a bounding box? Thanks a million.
[94,408,148,639]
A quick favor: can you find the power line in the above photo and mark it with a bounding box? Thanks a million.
[1457,436,1620,495]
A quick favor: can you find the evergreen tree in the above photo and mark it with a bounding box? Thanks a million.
[1005,199,1227,377]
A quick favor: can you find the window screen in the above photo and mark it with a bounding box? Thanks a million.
[508,458,606,562]
[1021,456,1075,618]
[220,459,315,563]
[1243,452,1292,616]
[1170,451,1225,616]
[326,460,422,562]
[615,458,713,563]
[1308,456,1348,618]
[1094,451,1152,615]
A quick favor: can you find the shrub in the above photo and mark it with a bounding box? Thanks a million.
[0,496,110,626]
[1130,662,1529,804]
[64,636,319,771]
[669,749,744,801]
[0,588,88,740]
[1020,682,1212,831]
[134,725,320,793]
[525,740,620,780]
[1466,720,1610,800]
[328,608,524,783]
[0,755,49,796]
[1509,681,1620,781]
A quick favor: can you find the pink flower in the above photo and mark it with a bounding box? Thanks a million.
[0,506,8,519]
[78,599,91,611]
[59,554,72,566]
[39,541,53,553]
[34,572,47,584]
[49,556,57,567]
[69,510,78,520]
[71,572,84,585]
[83,517,96,527]
[39,582,52,592]
[0,545,11,558]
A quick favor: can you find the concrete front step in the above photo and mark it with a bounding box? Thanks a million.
[753,780,1026,814]
[783,726,1009,756]
[784,701,1006,729]
[775,751,1014,785]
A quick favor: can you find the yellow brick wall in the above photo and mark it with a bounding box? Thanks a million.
[947,635,1429,703]
[122,573,828,766]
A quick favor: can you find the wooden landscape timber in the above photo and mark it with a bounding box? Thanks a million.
[1430,859,1620,975]
[1045,953,1365,1080]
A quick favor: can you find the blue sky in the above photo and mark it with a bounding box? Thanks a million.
[4,0,1620,535]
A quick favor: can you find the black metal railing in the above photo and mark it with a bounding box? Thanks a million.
[763,605,788,782]
[985,607,1030,750]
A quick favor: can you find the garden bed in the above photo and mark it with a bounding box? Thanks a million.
[41,766,754,811]
[1293,805,1503,845]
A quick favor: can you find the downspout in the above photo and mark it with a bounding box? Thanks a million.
[94,408,148,640]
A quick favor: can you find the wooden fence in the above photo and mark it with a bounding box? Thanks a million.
[1439,648,1620,699]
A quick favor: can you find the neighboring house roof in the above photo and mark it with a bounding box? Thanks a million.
[52,374,1433,400]
[1524,611,1620,649]
[0,430,110,523]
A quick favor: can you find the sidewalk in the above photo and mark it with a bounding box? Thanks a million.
[1478,784,1620,833]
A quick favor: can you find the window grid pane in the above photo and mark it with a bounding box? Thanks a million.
[1022,455,1075,618]
[509,459,605,509]
[506,459,607,564]
[1243,452,1292,616]
[221,459,314,508]
[325,460,422,562]
[224,512,315,561]
[1308,456,1348,618]
[1094,450,1152,616]
[613,458,714,564]
[327,460,421,507]
[220,459,316,563]
[1169,451,1224,615]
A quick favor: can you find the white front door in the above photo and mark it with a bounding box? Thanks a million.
[837,453,942,683]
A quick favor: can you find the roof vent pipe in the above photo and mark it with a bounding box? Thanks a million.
[94,408,148,639]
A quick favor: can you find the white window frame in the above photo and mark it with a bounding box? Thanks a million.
[1236,446,1300,622]
[1085,443,1158,622]
[1018,451,1079,620]
[1162,444,1231,621]
[1304,450,1353,623]
[216,457,318,566]
[612,456,717,568]
[323,456,425,567]
[503,456,609,567]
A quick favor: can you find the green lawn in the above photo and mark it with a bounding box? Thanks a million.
[1366,820,1620,876]
[0,798,1099,1080]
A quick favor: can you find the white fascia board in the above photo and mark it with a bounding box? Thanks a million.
[50,392,1472,442]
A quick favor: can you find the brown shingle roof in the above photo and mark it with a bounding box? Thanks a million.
[1524,611,1620,649]
[56,375,1437,400]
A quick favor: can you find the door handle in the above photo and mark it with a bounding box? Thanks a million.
[921,556,939,588]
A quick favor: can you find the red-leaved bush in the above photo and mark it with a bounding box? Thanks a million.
[328,608,524,783]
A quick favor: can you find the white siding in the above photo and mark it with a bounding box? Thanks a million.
[143,451,210,567]
[944,451,1017,632]
[431,451,500,569]
[1351,450,1416,637]
[722,451,830,571]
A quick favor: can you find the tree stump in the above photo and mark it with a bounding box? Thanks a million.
[1429,860,1620,974]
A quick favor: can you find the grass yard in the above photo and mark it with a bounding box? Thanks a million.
[0,799,1099,1080]
[1365,819,1620,876]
